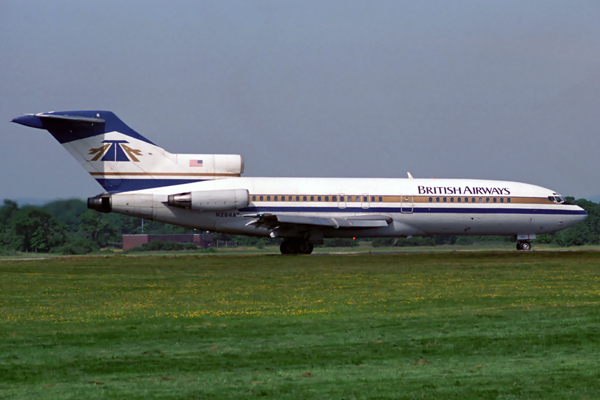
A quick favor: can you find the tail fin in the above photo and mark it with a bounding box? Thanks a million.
[12,111,243,193]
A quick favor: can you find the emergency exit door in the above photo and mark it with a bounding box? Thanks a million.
[401,195,413,213]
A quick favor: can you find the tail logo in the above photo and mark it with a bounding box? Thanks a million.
[88,140,142,162]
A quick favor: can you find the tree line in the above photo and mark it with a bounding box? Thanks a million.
[0,197,598,255]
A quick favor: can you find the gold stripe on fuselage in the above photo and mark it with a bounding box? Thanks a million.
[248,194,557,206]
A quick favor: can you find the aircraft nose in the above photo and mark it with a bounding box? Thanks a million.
[557,205,587,230]
[11,115,44,129]
[576,205,588,222]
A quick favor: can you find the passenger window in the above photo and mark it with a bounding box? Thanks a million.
[472,198,475,203]
[379,196,383,202]
[274,196,278,201]
[340,196,344,202]
[507,198,511,203]
[493,198,497,203]
[267,196,271,201]
[325,196,329,201]
[464,198,468,203]
[478,198,483,203]
[450,198,454,203]
[500,198,504,203]
[436,197,440,202]
[317,196,321,201]
[363,196,368,202]
[310,196,314,201]
[259,196,264,201]
[252,195,256,201]
[443,197,447,202]
[295,196,300,201]
[303,196,307,201]
[332,196,337,202]
[486,198,490,203]
[429,197,432,202]
[457,198,461,203]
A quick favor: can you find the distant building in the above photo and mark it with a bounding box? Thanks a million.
[122,234,214,251]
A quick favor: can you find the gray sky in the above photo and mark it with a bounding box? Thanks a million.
[1,0,599,200]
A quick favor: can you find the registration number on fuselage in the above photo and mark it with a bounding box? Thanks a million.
[215,212,240,218]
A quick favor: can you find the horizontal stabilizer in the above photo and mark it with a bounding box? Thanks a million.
[12,111,154,145]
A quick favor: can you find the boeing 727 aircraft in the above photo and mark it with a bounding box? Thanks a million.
[12,110,587,254]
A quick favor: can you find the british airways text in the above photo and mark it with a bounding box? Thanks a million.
[418,186,511,195]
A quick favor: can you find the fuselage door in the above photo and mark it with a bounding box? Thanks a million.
[338,194,346,209]
[361,193,370,209]
[401,195,413,214]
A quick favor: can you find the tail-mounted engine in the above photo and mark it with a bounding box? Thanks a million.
[168,189,249,211]
[87,193,112,213]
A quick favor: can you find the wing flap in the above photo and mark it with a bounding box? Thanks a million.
[244,213,392,230]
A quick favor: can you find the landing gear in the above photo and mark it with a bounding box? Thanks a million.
[280,239,299,254]
[280,239,314,255]
[517,241,532,251]
[298,241,314,255]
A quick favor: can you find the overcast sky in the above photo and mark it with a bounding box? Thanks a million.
[1,0,599,201]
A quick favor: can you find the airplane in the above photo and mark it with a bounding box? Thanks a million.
[12,110,587,254]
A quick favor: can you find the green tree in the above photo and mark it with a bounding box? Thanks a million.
[0,199,19,226]
[79,210,116,247]
[10,207,65,252]
[43,198,87,232]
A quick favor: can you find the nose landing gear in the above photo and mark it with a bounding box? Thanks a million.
[517,241,532,251]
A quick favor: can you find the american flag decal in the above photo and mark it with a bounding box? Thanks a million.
[189,159,203,167]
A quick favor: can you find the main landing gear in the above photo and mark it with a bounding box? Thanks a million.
[516,241,532,251]
[280,239,314,255]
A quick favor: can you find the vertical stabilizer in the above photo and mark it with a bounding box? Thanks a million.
[12,111,243,193]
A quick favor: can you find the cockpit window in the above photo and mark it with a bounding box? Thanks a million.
[548,195,566,204]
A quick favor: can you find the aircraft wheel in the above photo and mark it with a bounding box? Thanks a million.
[298,241,314,255]
[516,243,522,251]
[280,239,299,255]
[521,242,532,251]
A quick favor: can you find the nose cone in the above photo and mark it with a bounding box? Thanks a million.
[11,114,44,129]
[576,205,588,222]
[563,204,588,228]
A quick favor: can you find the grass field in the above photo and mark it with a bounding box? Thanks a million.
[1,252,600,399]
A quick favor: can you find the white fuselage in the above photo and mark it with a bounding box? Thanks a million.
[12,110,587,250]
[110,177,587,239]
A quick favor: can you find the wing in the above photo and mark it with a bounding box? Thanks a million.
[244,213,392,236]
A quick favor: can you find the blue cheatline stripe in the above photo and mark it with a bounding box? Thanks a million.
[96,178,206,193]
[239,205,587,216]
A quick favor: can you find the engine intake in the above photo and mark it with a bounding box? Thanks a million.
[168,189,249,211]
